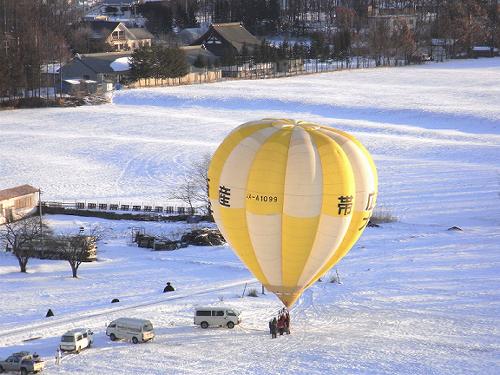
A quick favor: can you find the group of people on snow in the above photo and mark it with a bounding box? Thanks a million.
[269,308,290,338]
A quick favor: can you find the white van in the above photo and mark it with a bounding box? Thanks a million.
[106,318,155,344]
[60,328,94,353]
[194,307,241,329]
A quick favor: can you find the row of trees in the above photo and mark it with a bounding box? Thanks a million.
[1,0,499,101]
[129,45,189,81]
[141,0,499,63]
[0,216,102,278]
[0,0,77,101]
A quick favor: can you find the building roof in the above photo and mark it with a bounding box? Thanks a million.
[0,185,38,201]
[192,22,260,53]
[84,20,122,39]
[128,27,154,40]
[178,27,207,45]
[72,52,133,74]
[180,45,218,66]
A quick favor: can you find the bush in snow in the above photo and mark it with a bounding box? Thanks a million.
[370,206,397,225]
[247,288,258,297]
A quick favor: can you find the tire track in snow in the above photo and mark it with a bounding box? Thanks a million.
[0,278,258,347]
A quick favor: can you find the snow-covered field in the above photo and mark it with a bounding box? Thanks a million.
[1,58,499,374]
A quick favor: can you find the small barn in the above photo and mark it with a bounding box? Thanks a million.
[0,185,40,225]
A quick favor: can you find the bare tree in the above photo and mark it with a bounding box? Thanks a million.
[0,216,48,273]
[368,18,391,66]
[391,18,417,64]
[170,153,212,215]
[54,226,103,278]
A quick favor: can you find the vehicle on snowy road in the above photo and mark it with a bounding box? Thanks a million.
[0,352,44,375]
[194,307,241,329]
[106,318,155,344]
[59,328,94,353]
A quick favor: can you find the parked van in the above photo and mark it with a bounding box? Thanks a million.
[194,307,241,329]
[60,328,94,353]
[106,318,155,344]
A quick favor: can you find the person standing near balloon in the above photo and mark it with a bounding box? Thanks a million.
[270,317,278,339]
[277,314,286,335]
[284,309,290,334]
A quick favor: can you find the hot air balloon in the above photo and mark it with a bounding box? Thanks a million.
[208,119,377,308]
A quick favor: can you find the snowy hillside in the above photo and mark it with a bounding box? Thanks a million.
[0,58,499,374]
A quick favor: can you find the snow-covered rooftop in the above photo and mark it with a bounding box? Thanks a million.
[110,56,131,72]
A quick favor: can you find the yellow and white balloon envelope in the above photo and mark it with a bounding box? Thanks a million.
[208,119,378,308]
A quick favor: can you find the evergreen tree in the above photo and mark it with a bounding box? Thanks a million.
[221,46,236,66]
[137,2,173,35]
[130,46,154,81]
[193,54,207,68]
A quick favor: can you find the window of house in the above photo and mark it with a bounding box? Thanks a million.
[14,196,32,209]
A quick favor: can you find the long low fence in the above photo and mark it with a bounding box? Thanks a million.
[127,70,222,88]
[41,201,201,215]
[218,56,421,81]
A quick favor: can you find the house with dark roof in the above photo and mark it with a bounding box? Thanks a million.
[60,51,132,89]
[190,22,260,58]
[0,185,39,224]
[84,20,153,51]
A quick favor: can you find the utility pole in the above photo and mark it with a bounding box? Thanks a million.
[38,188,43,251]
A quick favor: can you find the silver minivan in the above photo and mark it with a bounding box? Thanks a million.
[194,307,241,329]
